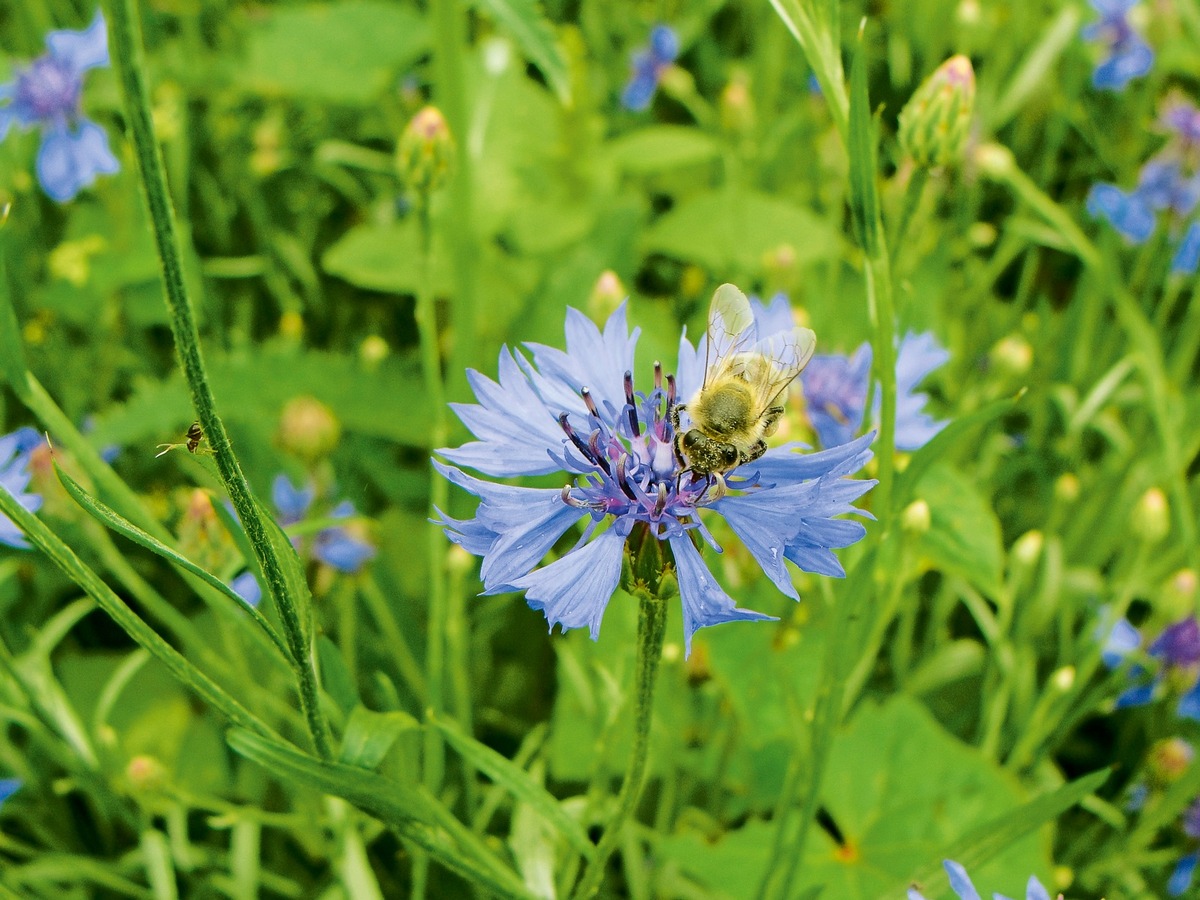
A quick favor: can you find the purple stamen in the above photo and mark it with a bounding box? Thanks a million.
[653,360,663,391]
[581,387,600,418]
[623,370,641,437]
[665,374,677,410]
[558,413,599,465]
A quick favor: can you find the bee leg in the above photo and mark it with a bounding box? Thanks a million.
[740,439,768,466]
[703,472,727,503]
[760,406,785,437]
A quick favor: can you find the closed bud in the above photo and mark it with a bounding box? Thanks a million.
[1051,665,1075,691]
[587,270,626,324]
[898,55,975,169]
[1149,737,1194,785]
[719,71,755,133]
[974,142,1015,178]
[1133,487,1170,544]
[1054,473,1080,504]
[901,499,932,535]
[360,334,389,369]
[277,396,341,462]
[397,106,454,199]
[1013,530,1043,567]
[1160,568,1199,621]
[990,334,1033,377]
[279,310,304,340]
[126,755,167,793]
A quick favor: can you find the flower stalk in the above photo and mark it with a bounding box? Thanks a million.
[570,589,667,900]
[105,0,331,759]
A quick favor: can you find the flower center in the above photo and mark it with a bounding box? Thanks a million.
[15,57,83,122]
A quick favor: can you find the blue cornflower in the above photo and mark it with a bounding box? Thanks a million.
[1106,617,1200,719]
[908,859,1053,900]
[621,25,679,112]
[0,427,44,549]
[436,298,876,655]
[1089,94,1200,273]
[798,332,949,452]
[270,475,376,574]
[1081,0,1153,91]
[0,11,119,202]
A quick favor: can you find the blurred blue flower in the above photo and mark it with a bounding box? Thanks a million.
[0,427,44,549]
[621,25,678,111]
[270,475,376,574]
[436,300,876,655]
[1107,617,1200,719]
[0,777,21,809]
[1089,95,1200,273]
[1081,0,1153,91]
[798,332,949,452]
[230,570,262,608]
[0,11,119,202]
[908,859,1052,900]
[1169,799,1200,895]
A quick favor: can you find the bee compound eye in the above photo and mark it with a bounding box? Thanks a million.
[682,430,703,452]
[723,445,738,466]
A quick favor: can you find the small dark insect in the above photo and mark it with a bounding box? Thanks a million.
[156,421,209,457]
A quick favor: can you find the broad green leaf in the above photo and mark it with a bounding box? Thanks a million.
[55,463,291,663]
[912,464,1006,598]
[435,715,593,857]
[226,728,536,899]
[658,821,775,900]
[906,768,1108,897]
[339,706,419,770]
[471,0,570,102]
[607,126,721,175]
[641,190,836,275]
[236,1,430,104]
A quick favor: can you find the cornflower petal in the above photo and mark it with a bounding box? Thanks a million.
[1171,221,1200,275]
[1092,35,1154,90]
[230,571,262,608]
[510,526,626,640]
[890,332,950,450]
[433,461,587,592]
[908,890,928,900]
[35,119,119,203]
[1169,852,1199,897]
[668,533,775,657]
[648,24,679,62]
[943,860,983,900]
[748,432,876,485]
[1177,679,1200,720]
[801,345,872,450]
[1102,616,1141,667]
[0,427,42,462]
[749,293,794,339]
[0,778,20,807]
[272,474,315,524]
[315,529,376,573]
[524,304,639,428]
[46,11,110,74]
[1025,876,1052,900]
[1087,183,1156,242]
[1115,674,1159,709]
[621,66,660,112]
[0,440,42,550]
[1149,618,1200,667]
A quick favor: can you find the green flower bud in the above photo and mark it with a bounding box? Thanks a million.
[898,55,975,169]
[719,71,755,134]
[397,105,454,199]
[901,499,932,535]
[1149,737,1194,785]
[1133,487,1170,544]
[587,270,626,325]
[277,396,342,463]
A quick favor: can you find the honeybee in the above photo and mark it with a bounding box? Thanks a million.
[671,284,815,488]
[156,421,208,458]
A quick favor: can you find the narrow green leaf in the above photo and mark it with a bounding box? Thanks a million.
[55,463,292,664]
[318,636,361,715]
[847,34,879,257]
[989,7,1081,130]
[339,706,419,770]
[226,728,536,899]
[0,483,278,743]
[471,0,570,102]
[899,768,1109,897]
[435,715,594,857]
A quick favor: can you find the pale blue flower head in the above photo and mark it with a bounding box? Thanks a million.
[230,571,262,608]
[1168,798,1200,895]
[1081,0,1153,91]
[0,778,20,810]
[799,332,948,452]
[1108,617,1200,720]
[437,300,876,656]
[0,427,44,549]
[0,11,119,202]
[908,859,1052,900]
[621,25,679,111]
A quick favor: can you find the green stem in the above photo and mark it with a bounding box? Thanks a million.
[890,165,930,271]
[570,594,667,900]
[106,0,331,759]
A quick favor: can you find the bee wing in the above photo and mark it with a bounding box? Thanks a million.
[703,284,757,387]
[744,325,817,412]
